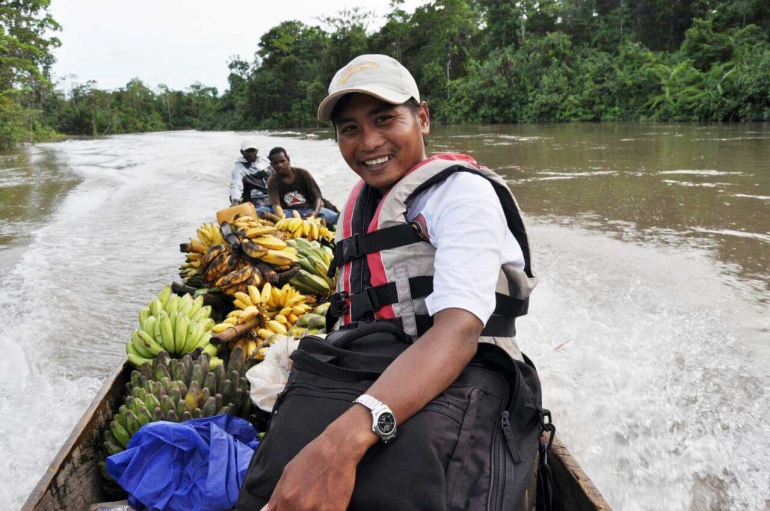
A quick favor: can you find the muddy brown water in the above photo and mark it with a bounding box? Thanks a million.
[1,124,768,511]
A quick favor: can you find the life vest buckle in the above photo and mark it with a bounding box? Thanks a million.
[350,286,382,320]
[329,291,350,318]
[340,233,362,262]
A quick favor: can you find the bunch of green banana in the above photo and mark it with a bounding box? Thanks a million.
[126,286,219,366]
[312,302,331,317]
[284,238,334,295]
[287,313,327,338]
[179,223,225,282]
[103,351,255,469]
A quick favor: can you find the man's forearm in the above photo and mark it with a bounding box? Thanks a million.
[313,197,323,215]
[320,308,482,458]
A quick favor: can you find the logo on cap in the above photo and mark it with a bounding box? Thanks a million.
[337,61,380,86]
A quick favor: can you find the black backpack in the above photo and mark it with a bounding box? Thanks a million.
[237,322,554,511]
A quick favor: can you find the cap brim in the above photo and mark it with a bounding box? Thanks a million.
[317,86,413,123]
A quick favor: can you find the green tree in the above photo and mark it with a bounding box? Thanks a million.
[0,0,60,148]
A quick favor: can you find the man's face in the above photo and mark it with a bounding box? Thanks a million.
[242,148,257,163]
[334,94,430,191]
[270,152,291,176]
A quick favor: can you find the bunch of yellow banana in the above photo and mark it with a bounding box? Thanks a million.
[230,333,294,363]
[240,235,300,267]
[197,244,264,295]
[256,282,313,340]
[230,214,279,236]
[274,211,334,242]
[196,222,225,247]
[179,223,225,282]
[126,286,218,367]
[195,221,299,291]
[211,285,266,334]
[211,282,312,339]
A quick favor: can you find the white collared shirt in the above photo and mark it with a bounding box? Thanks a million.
[229,155,271,202]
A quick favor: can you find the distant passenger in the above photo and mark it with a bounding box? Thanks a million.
[266,147,339,226]
[229,140,272,213]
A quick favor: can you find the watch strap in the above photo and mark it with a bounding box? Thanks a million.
[353,394,385,412]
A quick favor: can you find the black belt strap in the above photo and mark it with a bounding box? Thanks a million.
[328,224,423,277]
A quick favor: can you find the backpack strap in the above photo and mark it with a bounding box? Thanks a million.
[536,409,556,511]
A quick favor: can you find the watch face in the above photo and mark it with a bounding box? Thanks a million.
[377,412,396,435]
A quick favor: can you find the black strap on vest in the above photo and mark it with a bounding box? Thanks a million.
[327,223,423,277]
[328,270,524,338]
[338,314,516,338]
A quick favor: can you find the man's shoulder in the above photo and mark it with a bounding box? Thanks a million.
[444,171,494,192]
[420,171,496,207]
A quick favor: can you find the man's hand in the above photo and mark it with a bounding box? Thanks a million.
[261,406,375,511]
[259,309,480,510]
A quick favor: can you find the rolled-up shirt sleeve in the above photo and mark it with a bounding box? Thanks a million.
[425,186,508,325]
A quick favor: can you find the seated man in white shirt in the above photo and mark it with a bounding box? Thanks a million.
[251,54,539,511]
[229,140,272,212]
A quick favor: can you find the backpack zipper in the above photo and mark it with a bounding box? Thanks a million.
[488,360,522,511]
[501,411,523,464]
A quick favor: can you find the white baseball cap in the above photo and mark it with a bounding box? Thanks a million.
[240,140,258,151]
[317,54,420,123]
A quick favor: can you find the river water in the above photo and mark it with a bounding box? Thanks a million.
[1,124,768,510]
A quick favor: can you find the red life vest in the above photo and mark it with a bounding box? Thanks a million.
[328,154,537,341]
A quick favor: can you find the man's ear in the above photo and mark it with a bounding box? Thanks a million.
[419,102,430,137]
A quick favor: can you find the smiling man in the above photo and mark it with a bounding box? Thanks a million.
[239,55,542,511]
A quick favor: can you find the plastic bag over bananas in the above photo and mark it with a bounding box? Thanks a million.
[101,351,255,480]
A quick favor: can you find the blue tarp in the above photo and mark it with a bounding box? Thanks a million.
[106,415,259,511]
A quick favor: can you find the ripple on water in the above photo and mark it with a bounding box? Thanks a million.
[520,222,770,511]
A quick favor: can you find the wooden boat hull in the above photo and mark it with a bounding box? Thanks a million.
[23,362,612,511]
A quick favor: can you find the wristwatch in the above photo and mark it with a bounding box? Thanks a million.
[353,394,397,443]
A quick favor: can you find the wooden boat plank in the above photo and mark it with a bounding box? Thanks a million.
[23,362,131,511]
[550,437,612,510]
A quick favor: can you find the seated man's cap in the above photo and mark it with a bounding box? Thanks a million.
[240,140,259,151]
[317,54,420,123]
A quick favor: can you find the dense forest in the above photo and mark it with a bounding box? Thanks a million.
[2,0,769,149]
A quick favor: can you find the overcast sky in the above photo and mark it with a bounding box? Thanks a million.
[50,0,429,93]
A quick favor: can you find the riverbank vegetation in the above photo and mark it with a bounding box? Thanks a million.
[2,0,769,149]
